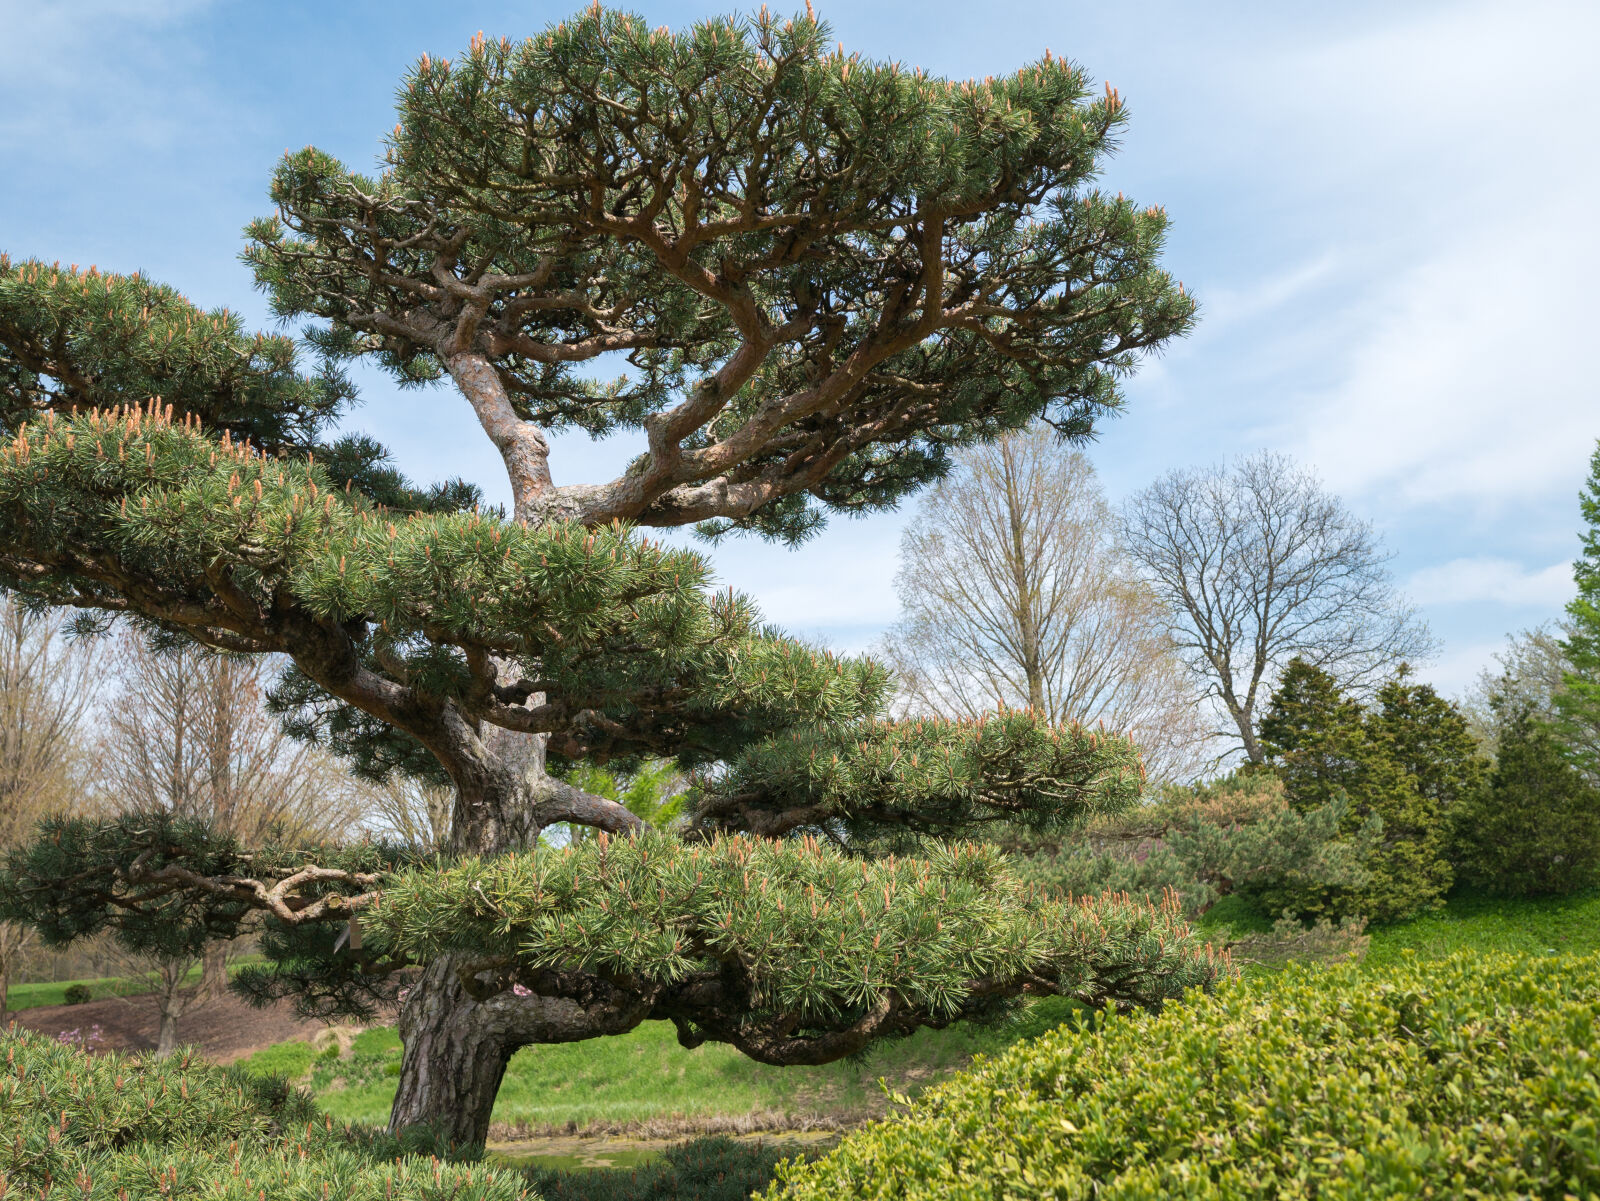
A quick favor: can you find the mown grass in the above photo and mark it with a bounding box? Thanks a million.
[244,998,1081,1132]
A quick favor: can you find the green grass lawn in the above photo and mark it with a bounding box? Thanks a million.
[235,887,1600,1135]
[242,997,1082,1133]
[6,974,135,1012]
[4,956,267,1013]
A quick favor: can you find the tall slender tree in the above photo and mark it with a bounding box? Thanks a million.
[880,425,1211,782]
[0,9,1217,1145]
[1558,440,1600,780]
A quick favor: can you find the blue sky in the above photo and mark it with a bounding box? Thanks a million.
[3,0,1596,699]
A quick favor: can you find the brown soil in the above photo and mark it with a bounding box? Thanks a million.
[5,988,350,1064]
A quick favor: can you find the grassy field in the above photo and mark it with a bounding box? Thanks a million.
[5,957,266,1013]
[242,997,1083,1133]
[223,887,1600,1134]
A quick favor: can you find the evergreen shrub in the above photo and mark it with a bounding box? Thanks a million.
[62,983,93,1005]
[1451,712,1600,896]
[766,951,1600,1200]
[0,1028,533,1199]
[1014,773,1376,921]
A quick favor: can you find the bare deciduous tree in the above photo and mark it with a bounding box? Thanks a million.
[0,598,92,1019]
[95,635,372,1050]
[1119,451,1434,764]
[880,427,1213,783]
[362,776,454,854]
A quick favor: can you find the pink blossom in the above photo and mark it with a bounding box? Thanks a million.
[511,983,532,997]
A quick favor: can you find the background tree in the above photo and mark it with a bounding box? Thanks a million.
[1450,706,1600,896]
[560,759,686,843]
[363,775,454,854]
[1558,439,1600,780]
[1459,624,1575,756]
[0,8,1211,1146]
[1259,659,1472,922]
[0,597,92,1019]
[94,633,371,1051]
[1120,450,1434,764]
[880,425,1211,783]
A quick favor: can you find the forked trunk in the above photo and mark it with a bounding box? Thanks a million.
[385,716,647,1143]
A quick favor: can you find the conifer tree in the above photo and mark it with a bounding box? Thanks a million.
[1451,707,1600,896]
[1558,439,1600,779]
[0,8,1215,1145]
[1259,659,1469,921]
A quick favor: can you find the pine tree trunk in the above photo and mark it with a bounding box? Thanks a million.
[389,731,541,1145]
[384,715,646,1143]
[155,1003,180,1057]
[389,956,517,1147]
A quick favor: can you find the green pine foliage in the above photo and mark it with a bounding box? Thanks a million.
[0,1028,533,1199]
[691,710,1144,841]
[1260,659,1482,922]
[369,832,1225,1046]
[0,814,1225,1032]
[0,401,882,766]
[764,950,1600,1201]
[245,10,1195,542]
[0,257,475,513]
[1558,439,1600,778]
[1451,710,1600,896]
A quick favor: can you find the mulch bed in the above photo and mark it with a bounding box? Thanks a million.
[4,989,347,1063]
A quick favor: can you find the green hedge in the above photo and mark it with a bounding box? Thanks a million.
[767,951,1600,1200]
[0,1028,535,1199]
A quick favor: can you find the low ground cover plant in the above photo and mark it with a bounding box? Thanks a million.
[0,1027,532,1199]
[767,949,1600,1200]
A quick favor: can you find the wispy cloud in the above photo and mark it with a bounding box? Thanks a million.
[1264,0,1600,511]
[1407,557,1573,609]
[0,0,219,152]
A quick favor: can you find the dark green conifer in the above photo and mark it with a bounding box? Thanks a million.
[1260,659,1464,921]
[1451,708,1600,896]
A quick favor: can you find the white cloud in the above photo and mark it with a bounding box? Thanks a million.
[1237,0,1600,512]
[1407,557,1572,608]
[0,0,218,152]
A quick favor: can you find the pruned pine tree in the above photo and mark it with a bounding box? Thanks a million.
[0,9,1214,1146]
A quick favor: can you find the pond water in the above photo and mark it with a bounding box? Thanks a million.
[486,1129,839,1172]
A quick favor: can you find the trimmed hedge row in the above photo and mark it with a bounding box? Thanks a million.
[0,1028,534,1199]
[767,950,1600,1199]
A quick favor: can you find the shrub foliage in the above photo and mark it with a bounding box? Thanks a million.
[0,1027,533,1199]
[767,950,1600,1200]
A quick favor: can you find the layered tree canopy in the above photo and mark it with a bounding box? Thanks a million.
[0,6,1207,1146]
